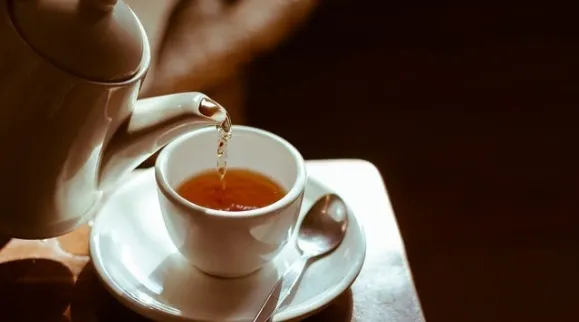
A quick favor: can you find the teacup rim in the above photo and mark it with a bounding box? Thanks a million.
[155,125,307,218]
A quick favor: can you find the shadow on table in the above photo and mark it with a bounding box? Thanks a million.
[303,288,354,321]
[0,258,74,322]
[70,263,151,322]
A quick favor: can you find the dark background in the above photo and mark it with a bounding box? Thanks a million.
[246,2,579,321]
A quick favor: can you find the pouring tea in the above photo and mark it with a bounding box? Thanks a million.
[0,0,230,239]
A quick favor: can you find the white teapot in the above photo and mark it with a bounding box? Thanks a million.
[0,0,229,239]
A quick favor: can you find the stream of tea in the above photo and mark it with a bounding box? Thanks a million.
[216,114,232,190]
[178,114,285,212]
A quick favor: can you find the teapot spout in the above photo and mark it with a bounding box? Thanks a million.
[98,92,228,190]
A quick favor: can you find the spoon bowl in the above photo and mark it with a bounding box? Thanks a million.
[297,194,348,257]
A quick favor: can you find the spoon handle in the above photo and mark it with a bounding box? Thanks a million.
[252,256,310,322]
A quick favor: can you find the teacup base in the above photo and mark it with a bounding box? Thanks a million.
[190,260,264,279]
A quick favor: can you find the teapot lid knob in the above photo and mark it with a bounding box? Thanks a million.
[9,0,145,82]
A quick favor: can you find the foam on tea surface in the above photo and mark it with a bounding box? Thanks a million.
[177,169,286,212]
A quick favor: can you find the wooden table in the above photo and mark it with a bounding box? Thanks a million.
[0,159,424,322]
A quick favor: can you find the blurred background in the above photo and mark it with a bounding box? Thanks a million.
[136,1,579,321]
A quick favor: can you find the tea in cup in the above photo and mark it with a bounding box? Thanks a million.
[155,126,306,278]
[177,168,287,212]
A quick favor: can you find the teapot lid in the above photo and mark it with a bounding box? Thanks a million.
[10,0,144,82]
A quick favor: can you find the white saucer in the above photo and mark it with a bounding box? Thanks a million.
[90,168,366,322]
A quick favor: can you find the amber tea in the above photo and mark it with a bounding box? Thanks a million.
[176,114,285,211]
[176,168,286,211]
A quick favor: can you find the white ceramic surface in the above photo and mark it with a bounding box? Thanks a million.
[155,126,307,278]
[90,167,366,322]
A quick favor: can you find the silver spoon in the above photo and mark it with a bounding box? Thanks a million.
[252,193,349,322]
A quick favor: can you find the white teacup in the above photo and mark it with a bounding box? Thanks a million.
[155,125,307,278]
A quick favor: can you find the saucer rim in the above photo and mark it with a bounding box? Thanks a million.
[90,169,367,322]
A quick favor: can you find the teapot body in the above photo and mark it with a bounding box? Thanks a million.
[0,2,149,238]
